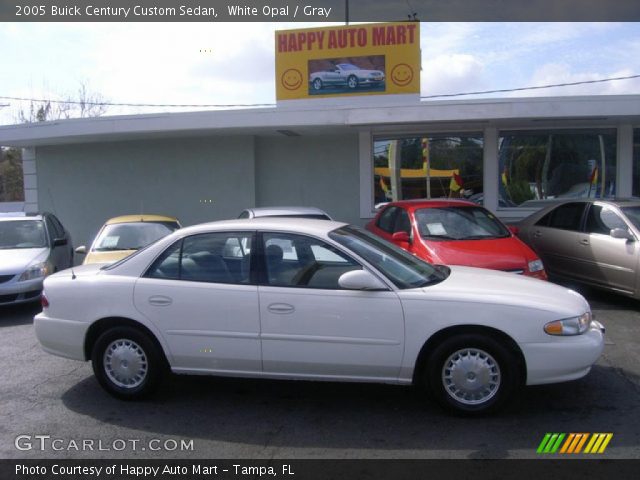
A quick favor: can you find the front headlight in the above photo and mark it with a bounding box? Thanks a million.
[544,312,592,336]
[18,261,50,282]
[528,259,544,272]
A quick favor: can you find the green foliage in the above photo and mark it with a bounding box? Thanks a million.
[0,147,24,202]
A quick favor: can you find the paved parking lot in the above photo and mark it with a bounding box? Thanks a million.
[1,286,639,460]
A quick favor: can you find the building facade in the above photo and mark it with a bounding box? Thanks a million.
[0,95,639,248]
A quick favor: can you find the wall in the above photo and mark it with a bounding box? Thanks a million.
[36,136,255,250]
[255,134,361,224]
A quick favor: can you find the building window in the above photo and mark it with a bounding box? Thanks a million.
[498,130,617,207]
[373,135,483,206]
[633,129,640,197]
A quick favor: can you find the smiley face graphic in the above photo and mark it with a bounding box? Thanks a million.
[390,64,414,87]
[281,68,303,91]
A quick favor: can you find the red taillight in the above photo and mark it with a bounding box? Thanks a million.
[41,293,49,308]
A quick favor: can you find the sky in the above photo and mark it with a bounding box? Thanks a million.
[1,22,639,125]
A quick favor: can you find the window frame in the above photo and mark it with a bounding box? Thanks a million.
[143,231,257,285]
[257,231,365,290]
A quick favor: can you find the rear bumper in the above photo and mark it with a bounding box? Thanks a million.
[523,321,605,385]
[34,312,88,361]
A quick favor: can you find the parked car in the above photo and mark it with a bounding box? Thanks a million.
[75,215,181,265]
[515,198,640,299]
[35,218,604,414]
[310,63,385,90]
[238,206,332,220]
[0,212,72,305]
[366,200,547,280]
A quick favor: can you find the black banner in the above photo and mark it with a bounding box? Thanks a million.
[1,0,640,22]
[3,459,640,480]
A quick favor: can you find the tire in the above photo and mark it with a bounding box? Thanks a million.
[425,334,518,415]
[91,326,165,400]
[312,78,323,90]
[347,75,358,89]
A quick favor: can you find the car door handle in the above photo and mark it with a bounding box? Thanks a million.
[533,231,542,238]
[148,295,172,306]
[579,239,590,246]
[267,303,295,314]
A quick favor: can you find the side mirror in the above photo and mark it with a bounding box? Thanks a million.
[392,231,411,244]
[53,238,68,247]
[610,228,634,241]
[338,270,387,291]
[75,246,87,255]
[508,225,519,235]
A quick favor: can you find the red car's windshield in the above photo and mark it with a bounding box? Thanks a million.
[415,206,510,240]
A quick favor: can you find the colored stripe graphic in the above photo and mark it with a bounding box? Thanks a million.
[538,433,613,454]
[537,433,565,453]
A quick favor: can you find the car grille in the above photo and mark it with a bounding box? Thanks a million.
[0,274,15,284]
[0,294,18,303]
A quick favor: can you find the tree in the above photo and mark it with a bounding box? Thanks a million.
[1,83,108,202]
[0,147,25,202]
[16,82,108,123]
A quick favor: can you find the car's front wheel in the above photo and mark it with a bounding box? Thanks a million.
[426,334,518,415]
[92,326,165,400]
[312,78,323,90]
[347,75,358,89]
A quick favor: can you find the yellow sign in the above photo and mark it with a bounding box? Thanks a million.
[275,22,421,101]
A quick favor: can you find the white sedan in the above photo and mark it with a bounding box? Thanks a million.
[34,219,604,414]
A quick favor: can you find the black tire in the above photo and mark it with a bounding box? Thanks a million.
[425,334,518,416]
[91,326,165,400]
[347,75,358,89]
[312,78,323,90]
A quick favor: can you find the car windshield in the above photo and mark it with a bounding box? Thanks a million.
[415,206,510,240]
[339,64,358,70]
[93,221,179,252]
[329,226,448,289]
[0,220,47,249]
[621,206,640,231]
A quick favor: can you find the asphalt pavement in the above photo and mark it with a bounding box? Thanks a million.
[1,286,638,460]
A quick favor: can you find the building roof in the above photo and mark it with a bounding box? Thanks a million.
[1,95,639,148]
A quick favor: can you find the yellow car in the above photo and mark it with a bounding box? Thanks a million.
[75,215,181,265]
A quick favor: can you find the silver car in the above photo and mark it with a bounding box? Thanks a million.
[0,212,73,305]
[515,199,640,299]
[238,206,332,220]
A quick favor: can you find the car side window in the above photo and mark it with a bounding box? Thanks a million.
[377,207,398,233]
[393,208,411,234]
[262,233,361,289]
[145,232,254,285]
[49,215,65,238]
[585,205,628,235]
[537,203,585,231]
[44,216,62,244]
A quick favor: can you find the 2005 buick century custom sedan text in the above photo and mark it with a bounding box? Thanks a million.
[35,218,605,414]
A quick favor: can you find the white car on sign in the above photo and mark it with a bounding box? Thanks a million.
[35,218,604,414]
[310,63,385,90]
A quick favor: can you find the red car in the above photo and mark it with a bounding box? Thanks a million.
[366,199,547,280]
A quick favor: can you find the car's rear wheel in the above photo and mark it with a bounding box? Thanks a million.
[312,78,323,90]
[347,75,358,89]
[92,326,164,400]
[426,334,518,415]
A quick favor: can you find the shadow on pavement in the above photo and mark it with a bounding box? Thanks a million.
[60,364,638,454]
[0,302,41,327]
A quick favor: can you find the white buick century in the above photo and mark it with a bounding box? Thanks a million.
[35,219,605,414]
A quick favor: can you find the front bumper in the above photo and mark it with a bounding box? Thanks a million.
[0,276,43,305]
[522,321,605,385]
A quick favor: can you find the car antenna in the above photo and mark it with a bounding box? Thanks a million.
[71,268,76,280]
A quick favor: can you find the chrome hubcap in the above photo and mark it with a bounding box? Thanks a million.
[103,339,148,389]
[442,348,501,405]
